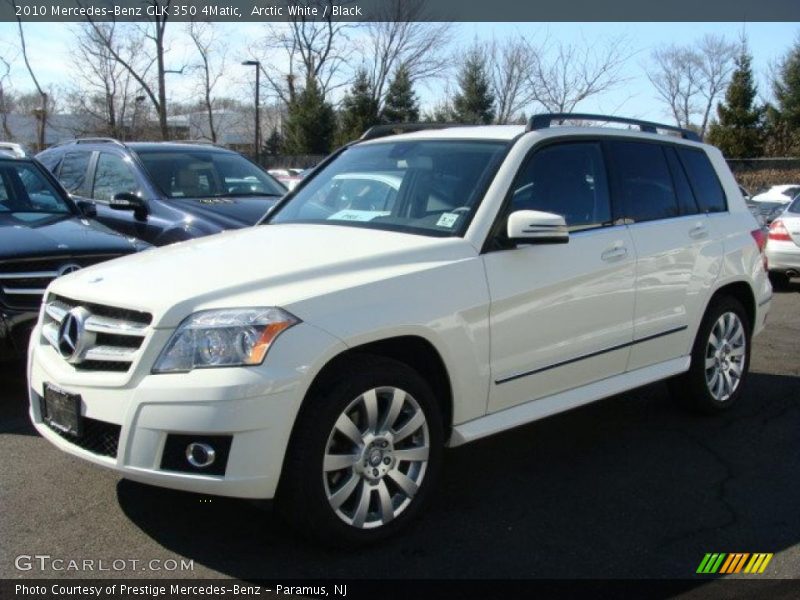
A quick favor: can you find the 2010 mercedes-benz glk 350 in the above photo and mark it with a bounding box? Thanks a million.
[28,115,772,546]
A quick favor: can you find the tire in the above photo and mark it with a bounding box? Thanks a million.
[769,271,791,290]
[669,296,751,414]
[276,354,444,547]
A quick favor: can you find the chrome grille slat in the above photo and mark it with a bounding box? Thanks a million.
[45,302,69,323]
[85,315,149,336]
[3,287,47,295]
[84,345,138,362]
[0,271,59,279]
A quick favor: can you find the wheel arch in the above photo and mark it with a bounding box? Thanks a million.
[707,280,756,333]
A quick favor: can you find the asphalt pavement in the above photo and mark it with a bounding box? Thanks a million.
[1,284,799,584]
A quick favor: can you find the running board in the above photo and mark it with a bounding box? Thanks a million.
[449,356,691,447]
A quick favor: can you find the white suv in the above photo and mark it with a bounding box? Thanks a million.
[28,115,772,545]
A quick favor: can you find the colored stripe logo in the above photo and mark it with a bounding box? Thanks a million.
[696,553,773,574]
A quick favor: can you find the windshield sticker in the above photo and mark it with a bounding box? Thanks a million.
[436,213,461,228]
[330,209,391,222]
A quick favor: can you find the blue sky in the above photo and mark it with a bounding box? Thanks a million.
[0,21,798,122]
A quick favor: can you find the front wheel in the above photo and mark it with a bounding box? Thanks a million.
[669,297,751,414]
[277,355,443,546]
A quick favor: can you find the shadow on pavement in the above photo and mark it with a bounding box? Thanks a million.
[117,372,800,580]
[0,359,35,436]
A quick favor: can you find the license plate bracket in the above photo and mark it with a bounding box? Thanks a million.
[43,383,82,437]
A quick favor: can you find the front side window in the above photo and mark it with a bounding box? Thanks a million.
[269,140,508,236]
[92,153,139,202]
[677,147,727,213]
[0,162,72,214]
[58,151,92,195]
[135,150,285,199]
[606,141,679,223]
[509,142,611,231]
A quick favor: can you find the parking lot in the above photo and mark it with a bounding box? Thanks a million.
[1,284,798,581]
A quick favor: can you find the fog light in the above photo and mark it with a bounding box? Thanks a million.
[186,442,216,468]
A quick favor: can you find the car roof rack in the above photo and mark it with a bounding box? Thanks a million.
[360,123,471,142]
[527,113,701,142]
[73,137,128,147]
[169,139,226,148]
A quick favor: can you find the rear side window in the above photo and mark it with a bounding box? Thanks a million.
[510,142,611,231]
[677,148,727,213]
[58,151,92,196]
[664,146,700,215]
[606,141,679,223]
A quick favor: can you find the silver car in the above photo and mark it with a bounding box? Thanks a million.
[766,195,800,287]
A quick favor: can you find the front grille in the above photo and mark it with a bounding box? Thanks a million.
[36,393,121,458]
[0,255,121,311]
[41,294,152,373]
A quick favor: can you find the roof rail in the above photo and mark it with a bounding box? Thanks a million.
[527,113,701,142]
[72,137,128,147]
[360,123,470,142]
[169,139,225,148]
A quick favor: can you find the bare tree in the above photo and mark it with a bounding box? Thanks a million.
[254,0,355,106]
[487,37,536,124]
[524,33,631,115]
[85,0,176,139]
[12,3,48,150]
[360,0,453,109]
[187,21,227,143]
[647,35,736,137]
[0,55,14,139]
[68,23,141,138]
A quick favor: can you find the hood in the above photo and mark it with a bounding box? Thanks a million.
[167,196,278,229]
[0,213,141,261]
[51,224,477,327]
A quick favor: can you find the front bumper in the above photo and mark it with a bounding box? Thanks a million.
[28,322,346,499]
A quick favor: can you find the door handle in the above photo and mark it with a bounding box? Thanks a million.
[601,246,628,261]
[689,223,708,239]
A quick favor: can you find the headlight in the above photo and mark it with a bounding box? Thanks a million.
[152,308,299,373]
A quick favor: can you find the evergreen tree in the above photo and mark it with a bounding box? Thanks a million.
[283,76,335,155]
[452,47,495,124]
[706,40,765,157]
[336,69,380,145]
[768,37,800,155]
[381,64,420,124]
[263,128,283,156]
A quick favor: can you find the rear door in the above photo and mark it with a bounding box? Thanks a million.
[605,140,719,371]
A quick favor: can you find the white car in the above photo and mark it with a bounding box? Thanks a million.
[752,184,800,203]
[766,196,800,287]
[28,116,771,545]
[0,142,27,158]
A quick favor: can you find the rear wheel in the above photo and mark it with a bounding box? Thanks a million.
[670,297,751,414]
[277,355,443,546]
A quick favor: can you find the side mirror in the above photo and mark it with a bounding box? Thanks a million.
[110,192,148,214]
[75,199,97,218]
[507,210,569,245]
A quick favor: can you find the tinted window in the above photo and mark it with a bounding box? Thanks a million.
[789,197,800,214]
[92,153,138,202]
[58,151,92,195]
[510,142,611,231]
[37,151,62,173]
[664,146,699,215]
[135,150,285,199]
[677,148,727,213]
[607,141,679,223]
[0,162,71,214]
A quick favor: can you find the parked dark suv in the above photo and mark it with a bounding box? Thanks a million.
[0,154,149,360]
[36,139,286,246]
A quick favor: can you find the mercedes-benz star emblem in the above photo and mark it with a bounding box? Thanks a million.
[57,263,82,277]
[57,307,92,363]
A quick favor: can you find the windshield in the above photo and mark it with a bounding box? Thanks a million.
[0,161,72,215]
[268,140,509,236]
[134,150,286,199]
